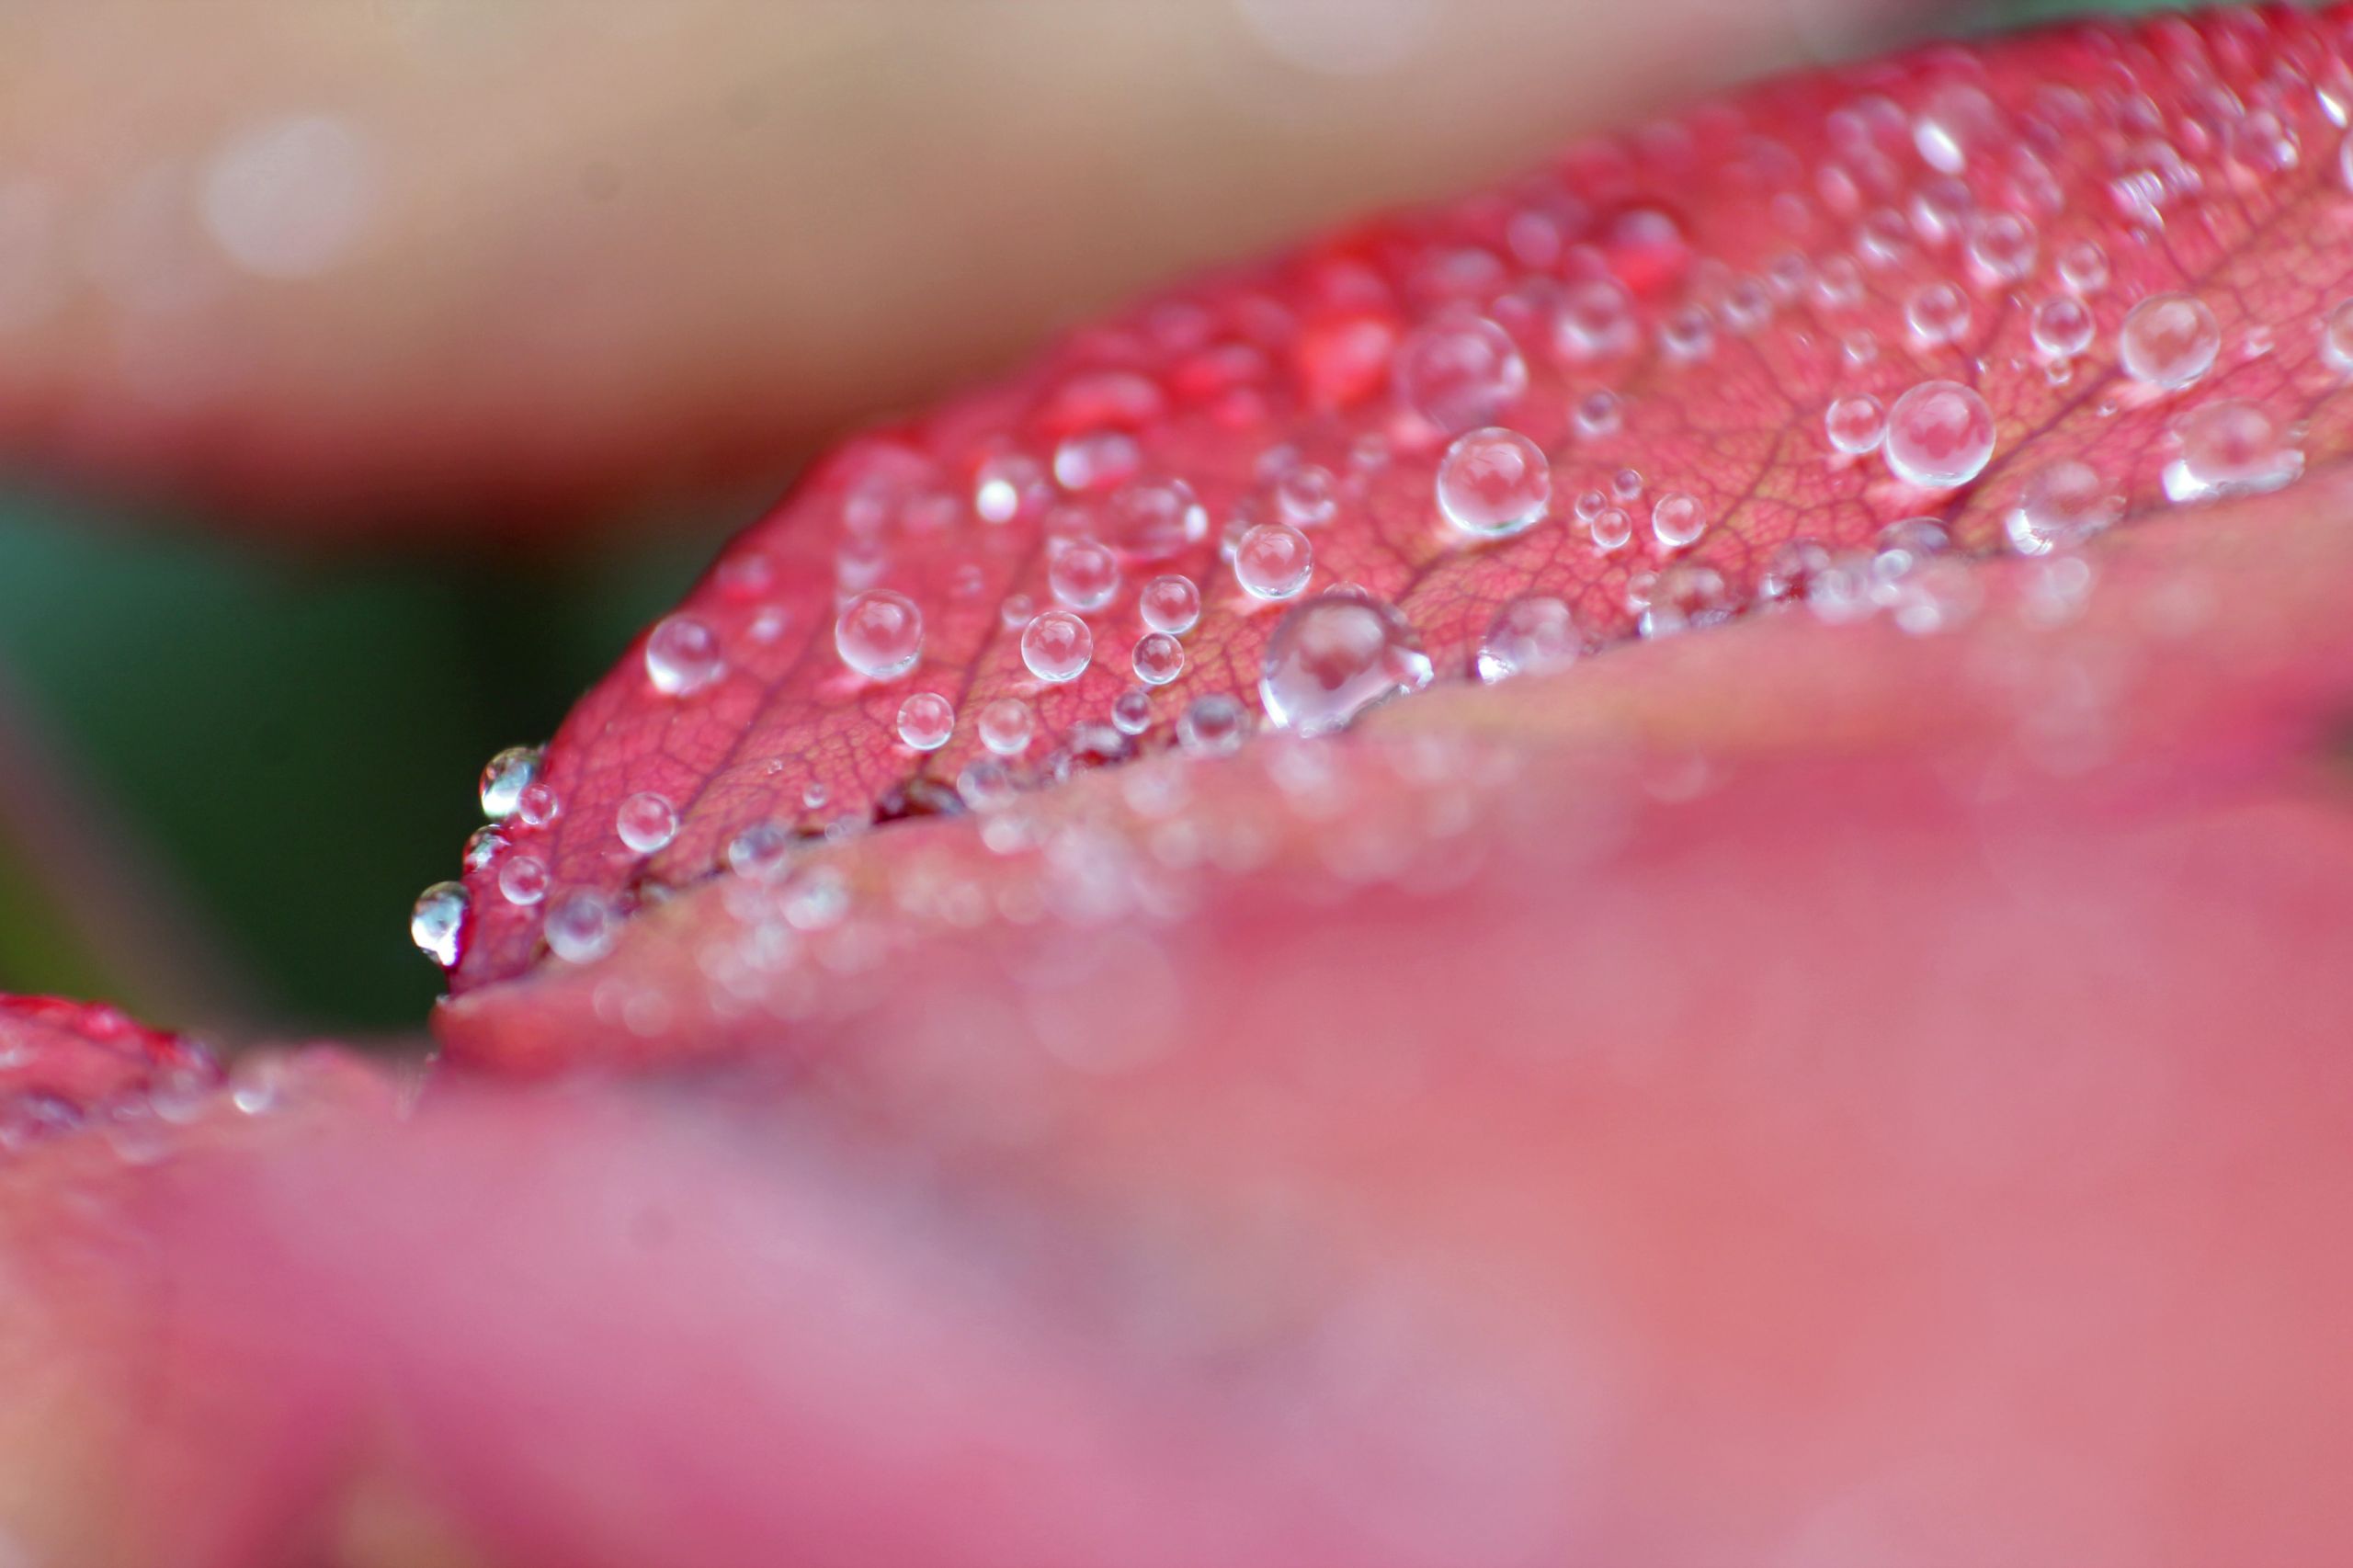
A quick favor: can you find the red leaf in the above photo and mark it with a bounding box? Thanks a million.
[445,5,2353,994]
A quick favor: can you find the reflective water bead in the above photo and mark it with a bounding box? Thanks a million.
[1274,464,1337,526]
[2030,296,2096,359]
[1234,523,1314,599]
[1554,278,1639,360]
[2165,400,2303,500]
[1110,687,1154,735]
[1176,694,1249,756]
[1758,538,1833,606]
[1021,609,1095,682]
[2006,459,2119,554]
[1658,306,1714,361]
[1132,631,1186,686]
[1574,389,1623,437]
[1139,574,1201,634]
[2322,299,2353,374]
[1639,561,1734,637]
[1101,477,1206,559]
[1650,492,1706,550]
[462,825,506,872]
[956,756,1017,811]
[1475,597,1580,683]
[1000,592,1035,631]
[801,780,830,811]
[979,697,1036,756]
[2119,292,2221,390]
[545,891,619,965]
[1257,592,1434,736]
[1612,468,1643,502]
[726,820,792,879]
[1053,429,1142,492]
[1589,506,1633,551]
[615,791,678,854]
[1047,540,1120,611]
[497,854,549,906]
[1905,281,1971,347]
[1964,211,2038,283]
[1574,490,1605,522]
[479,744,542,821]
[2057,239,2109,294]
[895,691,956,751]
[517,781,561,828]
[645,613,725,697]
[1394,315,1527,433]
[1824,394,1886,455]
[1436,426,1551,537]
[409,881,468,968]
[835,589,924,679]
[1883,380,1995,489]
[974,449,1049,524]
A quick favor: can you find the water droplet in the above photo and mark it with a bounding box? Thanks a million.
[2322,299,2353,374]
[2057,240,2109,294]
[1101,477,1206,559]
[2029,296,2096,359]
[2228,108,2300,176]
[1132,631,1186,686]
[1053,429,1142,492]
[479,744,542,821]
[1758,538,1832,606]
[1437,426,1551,537]
[2165,400,2303,500]
[1176,694,1249,756]
[1650,491,1706,550]
[409,881,467,968]
[979,698,1036,756]
[497,855,548,906]
[1639,561,1734,637]
[1258,591,1434,736]
[956,756,1017,810]
[462,826,506,872]
[1274,464,1337,526]
[1000,592,1036,631]
[974,449,1049,524]
[1656,305,1714,361]
[517,781,562,828]
[644,613,726,696]
[545,891,619,965]
[2120,292,2221,390]
[1905,280,1971,347]
[1554,278,1639,360]
[1964,211,2038,282]
[1589,506,1633,551]
[1110,687,1154,735]
[616,791,677,854]
[896,692,955,751]
[2006,458,2119,554]
[1139,574,1202,635]
[1395,314,1526,434]
[1475,597,1579,682]
[1824,393,1886,455]
[1234,522,1314,598]
[1047,540,1120,610]
[1612,468,1643,503]
[1574,389,1624,437]
[1021,609,1095,682]
[1884,380,1995,489]
[801,780,830,811]
[835,589,924,679]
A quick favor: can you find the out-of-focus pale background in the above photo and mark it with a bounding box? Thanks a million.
[0,0,2158,1033]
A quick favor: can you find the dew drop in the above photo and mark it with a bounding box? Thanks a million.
[462,826,506,872]
[895,691,956,751]
[647,627,722,699]
[1658,306,1714,361]
[1554,278,1639,360]
[1394,315,1527,434]
[2057,239,2109,294]
[1053,429,1142,493]
[1825,393,1886,455]
[956,756,1017,811]
[2006,458,2120,554]
[1612,468,1643,503]
[974,449,1049,524]
[1758,538,1832,606]
[1021,609,1095,682]
[1884,380,1995,489]
[545,891,619,965]
[2119,292,2221,390]
[1258,591,1434,736]
[1589,506,1633,551]
[1132,631,1186,686]
[2030,296,2096,359]
[517,781,562,829]
[2165,400,2303,500]
[1000,592,1036,631]
[1964,211,2038,283]
[1110,687,1154,735]
[727,821,792,879]
[1274,464,1337,527]
[1475,597,1580,683]
[1234,522,1314,598]
[497,855,549,906]
[1139,574,1201,634]
[479,744,542,821]
[979,698,1036,756]
[1650,491,1706,550]
[1101,477,1206,559]
[409,881,467,969]
[1574,389,1623,437]
[1905,281,1971,347]
[1638,561,1734,637]
[2321,299,2353,374]
[615,791,678,854]
[1047,540,1120,610]
[1435,426,1551,538]
[835,589,924,679]
[1176,694,1248,756]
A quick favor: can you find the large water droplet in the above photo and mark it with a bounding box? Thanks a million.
[2120,292,2221,390]
[1395,315,1527,433]
[545,891,619,964]
[1140,573,1201,634]
[835,590,924,679]
[479,744,542,821]
[409,881,467,969]
[645,614,725,696]
[2006,459,2119,554]
[2165,400,2303,501]
[1234,522,1314,599]
[615,791,678,854]
[1883,380,1995,489]
[1132,631,1186,686]
[1021,609,1095,682]
[1047,540,1120,610]
[1436,426,1551,536]
[1475,597,1579,683]
[1258,592,1434,736]
[896,691,955,751]
[1824,394,1886,455]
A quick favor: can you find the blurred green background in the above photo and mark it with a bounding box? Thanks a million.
[0,0,2166,1035]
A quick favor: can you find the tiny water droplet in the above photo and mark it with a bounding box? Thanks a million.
[644,614,725,697]
[1132,631,1186,686]
[1100,477,1206,559]
[1824,394,1886,455]
[1110,687,1154,735]
[1258,592,1434,736]
[1274,464,1337,526]
[545,891,619,965]
[1177,693,1249,756]
[1589,506,1633,551]
[1475,597,1579,682]
[835,589,924,679]
[410,881,467,968]
[1884,380,1995,489]
[1021,609,1095,682]
[2120,292,2221,390]
[979,698,1036,756]
[462,825,506,872]
[2057,239,2109,294]
[2030,296,2096,359]
[2321,299,2353,374]
[1436,426,1551,537]
[517,781,562,828]
[1650,491,1706,550]
[1234,522,1314,598]
[1905,281,1971,347]
[1047,539,1120,610]
[1964,210,2038,282]
[726,821,792,879]
[2006,459,2119,554]
[497,855,548,906]
[896,691,955,751]
[1140,574,1201,634]
[1395,315,1527,433]
[615,791,677,854]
